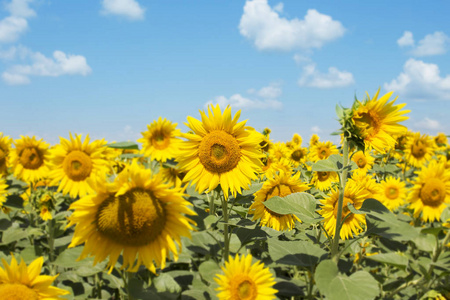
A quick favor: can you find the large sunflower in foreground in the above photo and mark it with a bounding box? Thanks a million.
[138,117,182,162]
[177,105,263,198]
[352,89,409,153]
[49,133,113,198]
[0,255,69,299]
[319,181,369,240]
[408,160,450,222]
[249,171,309,231]
[215,254,277,300]
[67,162,196,273]
[379,176,407,211]
[10,136,50,183]
[404,132,435,168]
[0,132,11,176]
[308,141,338,163]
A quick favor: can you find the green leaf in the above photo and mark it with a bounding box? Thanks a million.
[198,260,221,284]
[311,154,343,172]
[263,192,319,224]
[52,247,97,268]
[329,271,379,300]
[268,239,327,267]
[154,273,182,294]
[413,233,436,253]
[107,141,139,150]
[315,260,339,297]
[3,194,24,209]
[366,253,409,269]
[441,206,450,222]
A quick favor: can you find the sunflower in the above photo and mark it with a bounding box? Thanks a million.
[49,133,113,199]
[288,146,308,168]
[177,105,263,198]
[214,254,277,300]
[67,161,196,273]
[319,180,369,240]
[309,134,320,147]
[308,141,338,163]
[0,177,8,206]
[379,176,407,211]
[408,160,450,222]
[351,150,375,175]
[352,89,410,153]
[0,132,12,176]
[393,131,413,160]
[249,171,309,231]
[10,136,50,183]
[159,165,185,187]
[261,156,292,180]
[311,171,339,191]
[404,132,435,168]
[291,133,303,147]
[0,255,69,299]
[434,133,448,149]
[138,117,182,162]
[269,142,290,162]
[348,172,381,201]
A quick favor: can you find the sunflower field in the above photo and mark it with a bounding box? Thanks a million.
[0,89,449,300]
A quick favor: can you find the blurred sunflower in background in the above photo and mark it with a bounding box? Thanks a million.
[404,132,435,168]
[0,132,11,176]
[309,134,320,147]
[49,133,112,198]
[249,170,309,231]
[308,141,338,162]
[348,172,381,200]
[351,89,409,153]
[269,142,290,162]
[290,133,302,147]
[408,160,450,222]
[67,162,196,273]
[138,117,182,162]
[214,254,277,300]
[311,171,339,191]
[288,146,308,168]
[0,177,8,206]
[0,255,69,299]
[379,176,407,211]
[434,133,448,150]
[10,136,50,183]
[177,105,263,198]
[352,150,375,175]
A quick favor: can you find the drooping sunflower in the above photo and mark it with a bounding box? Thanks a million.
[319,180,369,240]
[308,141,338,163]
[408,160,450,222]
[0,133,12,176]
[138,117,182,162]
[352,89,410,153]
[249,171,309,231]
[0,177,8,206]
[10,136,50,183]
[379,176,407,211]
[404,132,435,168]
[214,254,277,300]
[177,105,263,198]
[351,150,375,175]
[67,162,196,273]
[0,255,69,299]
[310,171,339,191]
[49,133,113,199]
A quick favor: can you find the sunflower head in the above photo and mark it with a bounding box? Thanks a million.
[291,133,303,147]
[379,176,407,211]
[0,132,12,175]
[309,134,320,147]
[404,132,436,168]
[308,141,338,163]
[351,150,375,175]
[311,171,339,191]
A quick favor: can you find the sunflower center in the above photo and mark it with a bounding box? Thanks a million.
[63,150,93,181]
[0,283,39,300]
[0,148,6,168]
[411,142,426,159]
[96,188,166,246]
[334,196,354,220]
[198,130,241,174]
[318,147,330,159]
[420,178,446,207]
[231,274,257,300]
[291,150,303,162]
[385,187,399,200]
[358,111,381,137]
[152,132,170,150]
[318,172,330,181]
[357,158,366,168]
[19,147,43,170]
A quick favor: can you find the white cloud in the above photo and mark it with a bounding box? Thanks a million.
[249,82,282,99]
[416,118,442,131]
[293,53,312,65]
[311,126,321,133]
[384,58,450,101]
[0,16,28,43]
[273,2,283,13]
[101,0,145,20]
[239,0,345,51]
[412,32,449,56]
[397,31,414,47]
[298,63,354,88]
[5,0,36,18]
[2,50,92,85]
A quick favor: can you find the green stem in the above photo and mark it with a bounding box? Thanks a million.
[126,271,134,300]
[47,219,56,276]
[221,192,230,261]
[331,137,349,261]
[207,192,215,215]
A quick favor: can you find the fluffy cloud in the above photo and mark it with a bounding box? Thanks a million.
[101,0,145,20]
[311,126,321,133]
[2,50,92,85]
[239,0,345,51]
[298,63,354,88]
[415,118,442,131]
[0,0,35,43]
[397,31,449,56]
[384,58,450,101]
[5,0,36,18]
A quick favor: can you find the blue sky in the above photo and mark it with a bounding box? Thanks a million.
[1,0,450,145]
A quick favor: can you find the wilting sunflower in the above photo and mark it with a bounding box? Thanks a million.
[311,171,339,191]
[379,176,407,211]
[352,89,409,153]
[0,177,8,206]
[0,255,69,299]
[67,162,196,273]
[288,146,308,168]
[49,133,113,199]
[177,105,263,198]
[10,136,50,183]
[404,132,435,168]
[138,117,182,162]
[319,181,369,240]
[408,160,450,222]
[249,171,309,231]
[0,133,11,176]
[214,254,277,300]
[309,141,338,163]
[352,150,375,175]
